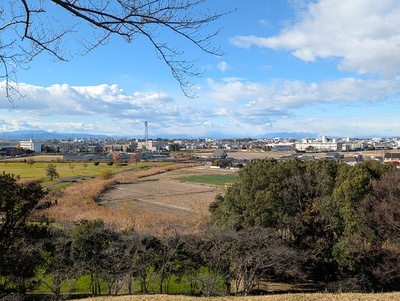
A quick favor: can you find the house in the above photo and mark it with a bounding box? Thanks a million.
[212,149,228,159]
[0,147,23,157]
[384,152,400,165]
[342,154,364,166]
[325,152,342,160]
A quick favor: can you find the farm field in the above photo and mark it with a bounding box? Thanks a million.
[75,292,400,301]
[96,165,236,234]
[41,163,233,235]
[176,173,237,186]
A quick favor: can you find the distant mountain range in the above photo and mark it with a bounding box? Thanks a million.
[260,132,318,139]
[1,129,319,140]
[1,130,110,140]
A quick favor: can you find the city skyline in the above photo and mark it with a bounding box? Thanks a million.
[1,0,400,138]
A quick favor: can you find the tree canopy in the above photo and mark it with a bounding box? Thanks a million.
[210,158,400,290]
[0,172,50,297]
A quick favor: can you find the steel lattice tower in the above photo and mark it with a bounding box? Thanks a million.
[144,121,148,141]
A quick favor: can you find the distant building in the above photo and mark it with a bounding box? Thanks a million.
[295,137,342,152]
[384,152,400,165]
[270,144,295,152]
[325,152,342,160]
[137,140,166,152]
[0,147,23,157]
[0,140,19,148]
[212,149,228,159]
[19,140,42,153]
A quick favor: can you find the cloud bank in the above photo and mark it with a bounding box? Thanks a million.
[1,74,400,138]
[231,0,400,78]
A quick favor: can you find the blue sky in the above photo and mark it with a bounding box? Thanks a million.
[1,0,400,139]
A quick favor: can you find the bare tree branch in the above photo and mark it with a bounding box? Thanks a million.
[0,0,232,103]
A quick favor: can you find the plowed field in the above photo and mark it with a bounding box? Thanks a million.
[96,165,234,234]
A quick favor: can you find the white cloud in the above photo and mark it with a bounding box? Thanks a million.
[230,0,400,77]
[273,115,400,138]
[1,76,400,138]
[207,77,400,109]
[0,82,218,136]
[204,76,400,137]
[217,61,229,72]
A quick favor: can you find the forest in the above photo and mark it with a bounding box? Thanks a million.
[1,158,400,300]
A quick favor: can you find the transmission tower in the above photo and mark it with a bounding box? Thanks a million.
[144,121,148,141]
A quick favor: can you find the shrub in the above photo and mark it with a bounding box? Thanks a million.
[94,162,100,166]
[100,169,113,179]
[107,161,114,166]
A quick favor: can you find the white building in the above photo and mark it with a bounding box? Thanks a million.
[295,137,342,152]
[19,140,42,153]
[137,140,166,152]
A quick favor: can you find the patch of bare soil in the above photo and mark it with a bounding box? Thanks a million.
[96,165,230,234]
[97,178,220,213]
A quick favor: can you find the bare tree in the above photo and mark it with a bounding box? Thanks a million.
[129,153,140,166]
[113,153,121,168]
[229,227,302,296]
[1,0,231,102]
[45,163,59,181]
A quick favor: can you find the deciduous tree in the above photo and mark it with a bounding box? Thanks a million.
[113,153,121,168]
[129,153,140,166]
[26,157,35,167]
[46,163,59,181]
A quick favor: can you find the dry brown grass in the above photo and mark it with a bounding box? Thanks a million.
[75,292,400,301]
[44,163,211,234]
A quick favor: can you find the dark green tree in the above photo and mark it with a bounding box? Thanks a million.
[100,231,135,295]
[210,159,393,286]
[0,172,49,298]
[202,227,236,296]
[71,220,111,296]
[39,227,77,301]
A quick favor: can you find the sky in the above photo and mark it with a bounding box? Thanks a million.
[1,0,400,139]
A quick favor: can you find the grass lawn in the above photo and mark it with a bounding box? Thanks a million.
[177,174,237,186]
[0,160,174,185]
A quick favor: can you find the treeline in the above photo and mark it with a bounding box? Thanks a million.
[211,158,400,292]
[1,158,400,300]
[0,175,298,300]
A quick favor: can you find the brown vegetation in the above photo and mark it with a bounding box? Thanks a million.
[44,163,213,235]
[75,292,400,301]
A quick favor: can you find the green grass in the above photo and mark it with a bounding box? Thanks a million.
[177,174,237,186]
[0,161,128,179]
[0,160,174,184]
